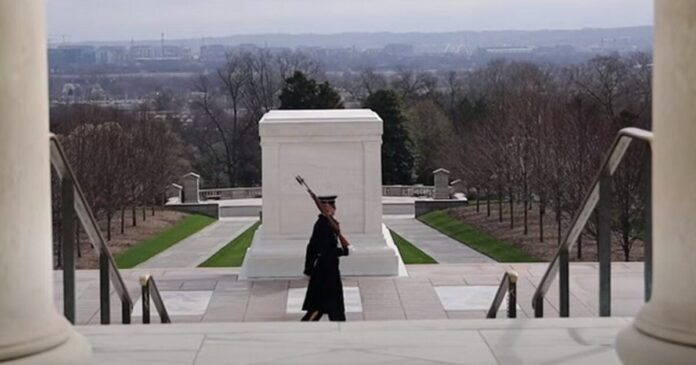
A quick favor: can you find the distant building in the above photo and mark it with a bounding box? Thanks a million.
[48,46,96,69]
[60,83,82,101]
[478,46,535,55]
[235,43,258,53]
[96,46,127,65]
[200,44,228,63]
[86,83,106,100]
[384,43,414,56]
[130,45,190,61]
[130,45,158,59]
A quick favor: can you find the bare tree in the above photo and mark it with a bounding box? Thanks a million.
[187,49,320,186]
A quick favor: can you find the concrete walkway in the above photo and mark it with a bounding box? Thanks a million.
[137,217,257,269]
[385,216,494,264]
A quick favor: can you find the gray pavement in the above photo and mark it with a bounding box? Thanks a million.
[54,263,646,325]
[78,317,629,365]
[137,217,257,269]
[385,216,495,264]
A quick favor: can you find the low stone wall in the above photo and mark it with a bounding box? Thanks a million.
[168,203,219,219]
[414,199,469,217]
[382,185,434,197]
[199,185,434,200]
[199,187,262,200]
[219,204,262,218]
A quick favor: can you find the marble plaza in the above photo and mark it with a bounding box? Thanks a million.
[78,317,630,365]
[54,263,646,324]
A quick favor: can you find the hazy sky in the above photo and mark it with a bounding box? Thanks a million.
[46,0,654,42]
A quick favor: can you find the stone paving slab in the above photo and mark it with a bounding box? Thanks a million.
[54,263,645,326]
[77,318,628,365]
[287,287,362,313]
[384,216,495,264]
[137,218,257,269]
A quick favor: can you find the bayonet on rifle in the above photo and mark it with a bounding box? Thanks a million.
[295,175,351,248]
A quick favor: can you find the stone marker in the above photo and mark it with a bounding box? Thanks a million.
[181,172,200,203]
[433,168,451,199]
[166,183,183,201]
[450,179,465,194]
[240,110,401,278]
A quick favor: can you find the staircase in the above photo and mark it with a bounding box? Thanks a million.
[51,134,170,324]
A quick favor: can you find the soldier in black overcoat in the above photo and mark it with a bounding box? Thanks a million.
[301,195,350,321]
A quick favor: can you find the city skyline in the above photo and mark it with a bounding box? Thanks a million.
[47,0,653,42]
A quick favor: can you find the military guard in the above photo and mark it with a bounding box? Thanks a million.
[300,195,352,321]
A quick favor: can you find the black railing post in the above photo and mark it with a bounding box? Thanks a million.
[644,157,653,302]
[61,178,76,324]
[598,172,612,317]
[534,296,544,318]
[99,252,110,324]
[141,276,150,324]
[508,275,517,319]
[122,298,131,324]
[559,247,570,317]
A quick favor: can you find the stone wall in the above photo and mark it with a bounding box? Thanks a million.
[200,187,262,200]
[415,199,469,217]
[168,203,219,219]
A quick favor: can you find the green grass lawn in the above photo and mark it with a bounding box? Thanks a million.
[198,222,436,267]
[115,214,216,268]
[419,210,538,262]
[199,221,261,267]
[390,230,437,264]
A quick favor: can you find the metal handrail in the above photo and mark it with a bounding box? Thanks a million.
[531,127,653,317]
[49,134,133,322]
[487,270,518,319]
[140,275,171,324]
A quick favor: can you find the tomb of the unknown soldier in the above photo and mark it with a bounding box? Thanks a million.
[240,109,403,278]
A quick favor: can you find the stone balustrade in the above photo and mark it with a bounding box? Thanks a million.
[382,185,435,197]
[173,172,438,200]
[199,187,262,200]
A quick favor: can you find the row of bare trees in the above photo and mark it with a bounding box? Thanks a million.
[427,54,652,261]
[331,54,651,261]
[51,105,189,264]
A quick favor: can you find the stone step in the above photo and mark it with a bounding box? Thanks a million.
[78,317,630,364]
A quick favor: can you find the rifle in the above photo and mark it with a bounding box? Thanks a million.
[295,175,351,248]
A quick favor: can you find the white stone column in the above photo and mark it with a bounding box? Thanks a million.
[0,1,91,363]
[616,1,696,363]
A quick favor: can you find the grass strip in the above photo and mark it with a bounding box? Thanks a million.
[198,221,261,267]
[419,210,538,262]
[115,214,216,268]
[390,229,437,264]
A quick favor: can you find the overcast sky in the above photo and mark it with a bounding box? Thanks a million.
[46,0,654,42]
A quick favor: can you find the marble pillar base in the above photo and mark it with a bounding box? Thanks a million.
[6,330,91,365]
[616,323,696,365]
[240,224,402,279]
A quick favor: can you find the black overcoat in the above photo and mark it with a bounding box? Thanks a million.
[302,215,349,314]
